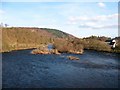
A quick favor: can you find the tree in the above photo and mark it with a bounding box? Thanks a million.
[5,24,9,27]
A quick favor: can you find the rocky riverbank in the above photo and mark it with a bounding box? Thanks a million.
[31,44,84,55]
[31,45,60,55]
[31,48,60,55]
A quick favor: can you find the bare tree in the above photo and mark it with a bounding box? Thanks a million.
[5,24,9,27]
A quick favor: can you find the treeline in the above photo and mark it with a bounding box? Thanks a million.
[40,28,74,38]
[83,36,120,53]
[53,36,120,53]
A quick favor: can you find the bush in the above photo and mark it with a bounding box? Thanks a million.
[83,39,111,51]
[53,38,83,53]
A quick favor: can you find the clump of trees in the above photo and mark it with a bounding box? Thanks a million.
[53,38,71,53]
[53,38,83,53]
[83,35,111,42]
[83,39,111,51]
[52,35,120,53]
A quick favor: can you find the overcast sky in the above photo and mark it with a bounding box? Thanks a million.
[0,2,118,38]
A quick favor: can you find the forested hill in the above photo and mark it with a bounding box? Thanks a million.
[1,27,120,53]
[40,28,74,38]
[1,27,75,52]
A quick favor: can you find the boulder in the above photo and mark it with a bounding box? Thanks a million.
[75,50,83,54]
[67,56,79,60]
[52,49,61,54]
[31,48,60,55]
[31,49,50,54]
[69,49,83,54]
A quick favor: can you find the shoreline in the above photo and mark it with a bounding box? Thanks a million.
[84,48,120,54]
[1,47,36,53]
[1,47,120,54]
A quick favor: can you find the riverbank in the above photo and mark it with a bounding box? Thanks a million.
[1,45,120,54]
[1,47,36,53]
[84,48,120,54]
[30,43,84,55]
[1,44,47,53]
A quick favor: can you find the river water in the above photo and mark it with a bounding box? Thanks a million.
[2,49,119,88]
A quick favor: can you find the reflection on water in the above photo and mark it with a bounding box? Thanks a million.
[47,44,53,50]
[2,49,119,88]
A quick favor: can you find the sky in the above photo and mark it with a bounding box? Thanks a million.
[0,2,119,38]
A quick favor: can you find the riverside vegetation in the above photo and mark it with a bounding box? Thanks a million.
[1,27,120,53]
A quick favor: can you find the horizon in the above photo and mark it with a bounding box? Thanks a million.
[0,2,118,38]
[2,26,118,39]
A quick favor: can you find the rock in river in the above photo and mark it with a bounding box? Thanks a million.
[67,56,80,60]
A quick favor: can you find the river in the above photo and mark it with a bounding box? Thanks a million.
[2,49,119,88]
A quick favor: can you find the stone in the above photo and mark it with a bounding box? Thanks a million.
[67,56,80,60]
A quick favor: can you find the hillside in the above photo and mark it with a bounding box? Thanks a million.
[1,27,120,53]
[1,27,75,52]
[40,28,74,38]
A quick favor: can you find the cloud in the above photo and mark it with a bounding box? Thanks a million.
[0,9,5,22]
[79,24,119,29]
[67,13,118,30]
[93,13,118,21]
[0,9,5,15]
[98,2,106,8]
[69,16,89,22]
[68,13,118,24]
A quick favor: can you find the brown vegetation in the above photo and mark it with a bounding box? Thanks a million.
[53,38,84,54]
[2,27,73,52]
[31,46,60,55]
[1,27,120,53]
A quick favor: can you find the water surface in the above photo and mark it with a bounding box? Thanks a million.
[2,49,119,88]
